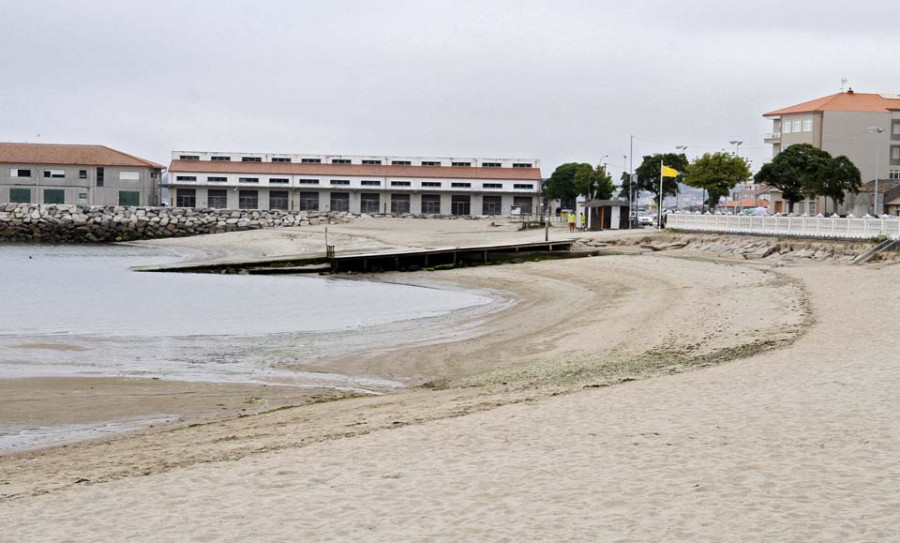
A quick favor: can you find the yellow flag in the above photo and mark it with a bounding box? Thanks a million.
[662,165,679,178]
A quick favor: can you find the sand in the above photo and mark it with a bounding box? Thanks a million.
[2,223,898,541]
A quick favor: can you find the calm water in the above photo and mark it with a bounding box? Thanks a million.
[0,244,497,388]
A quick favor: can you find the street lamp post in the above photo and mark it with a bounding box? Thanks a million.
[730,140,743,214]
[869,127,884,216]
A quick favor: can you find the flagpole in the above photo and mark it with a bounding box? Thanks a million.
[658,162,664,230]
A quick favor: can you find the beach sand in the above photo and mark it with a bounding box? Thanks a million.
[2,223,898,541]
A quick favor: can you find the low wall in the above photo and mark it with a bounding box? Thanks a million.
[0,204,358,242]
[668,213,900,241]
[0,204,500,243]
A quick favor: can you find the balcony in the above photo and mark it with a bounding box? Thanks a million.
[764,132,781,143]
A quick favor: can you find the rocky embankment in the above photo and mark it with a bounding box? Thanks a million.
[581,232,899,264]
[0,204,357,242]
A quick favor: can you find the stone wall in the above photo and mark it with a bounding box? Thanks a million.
[0,204,358,243]
[0,204,493,243]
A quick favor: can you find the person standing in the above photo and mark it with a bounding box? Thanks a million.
[567,211,576,232]
[579,211,586,231]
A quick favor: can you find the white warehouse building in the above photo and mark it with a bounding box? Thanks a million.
[166,151,542,216]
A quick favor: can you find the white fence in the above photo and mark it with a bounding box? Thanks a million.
[667,213,900,240]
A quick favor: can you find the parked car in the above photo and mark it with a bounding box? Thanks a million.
[637,214,653,226]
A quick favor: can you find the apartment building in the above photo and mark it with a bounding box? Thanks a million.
[0,143,163,206]
[166,152,542,215]
[763,89,900,215]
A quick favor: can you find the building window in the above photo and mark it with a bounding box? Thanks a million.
[483,183,502,189]
[891,120,900,138]
[273,157,293,163]
[421,161,441,167]
[330,192,350,212]
[239,177,260,183]
[362,160,382,165]
[361,180,381,186]
[242,157,262,162]
[269,178,289,184]
[889,170,900,180]
[390,194,410,214]
[513,163,533,168]
[792,120,802,133]
[514,184,534,190]
[238,190,258,209]
[451,161,471,167]
[207,176,227,182]
[180,155,199,160]
[299,191,319,211]
[391,160,411,165]
[211,156,231,161]
[514,196,533,214]
[330,179,350,186]
[79,170,87,179]
[451,182,471,188]
[451,195,471,215]
[78,192,88,199]
[891,146,900,164]
[269,190,290,210]
[421,194,441,214]
[118,191,140,206]
[300,158,320,163]
[9,188,30,203]
[332,158,352,164]
[97,167,104,187]
[44,170,65,179]
[802,119,812,132]
[391,181,411,187]
[360,193,380,213]
[297,179,319,185]
[208,189,228,208]
[42,189,65,204]
[422,181,441,187]
[176,188,197,207]
[482,195,502,215]
[9,168,31,177]
[782,121,792,134]
[176,176,197,182]
[482,162,501,168]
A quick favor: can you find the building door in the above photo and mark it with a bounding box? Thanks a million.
[451,195,470,216]
[482,195,502,215]
[391,194,410,214]
[360,193,380,213]
[330,192,350,212]
[513,196,533,215]
[421,194,441,214]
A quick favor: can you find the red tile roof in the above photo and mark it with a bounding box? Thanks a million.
[0,143,164,169]
[764,92,900,117]
[168,160,543,180]
[722,198,769,208]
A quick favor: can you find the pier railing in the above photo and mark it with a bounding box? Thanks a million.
[667,213,900,240]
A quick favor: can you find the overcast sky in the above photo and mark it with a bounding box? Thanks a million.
[1,0,898,177]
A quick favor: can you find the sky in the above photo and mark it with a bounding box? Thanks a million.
[1,0,898,178]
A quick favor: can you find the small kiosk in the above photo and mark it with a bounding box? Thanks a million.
[583,199,630,230]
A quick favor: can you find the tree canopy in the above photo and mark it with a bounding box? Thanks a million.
[573,163,615,201]
[634,153,689,200]
[754,144,861,213]
[544,162,586,202]
[683,152,751,210]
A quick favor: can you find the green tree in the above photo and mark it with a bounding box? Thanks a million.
[754,143,835,213]
[618,171,633,199]
[573,163,615,201]
[815,155,861,214]
[683,152,751,211]
[634,153,689,201]
[544,163,588,203]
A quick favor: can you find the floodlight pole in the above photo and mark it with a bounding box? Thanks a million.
[869,127,883,215]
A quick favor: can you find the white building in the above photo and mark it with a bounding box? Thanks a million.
[166,151,542,216]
